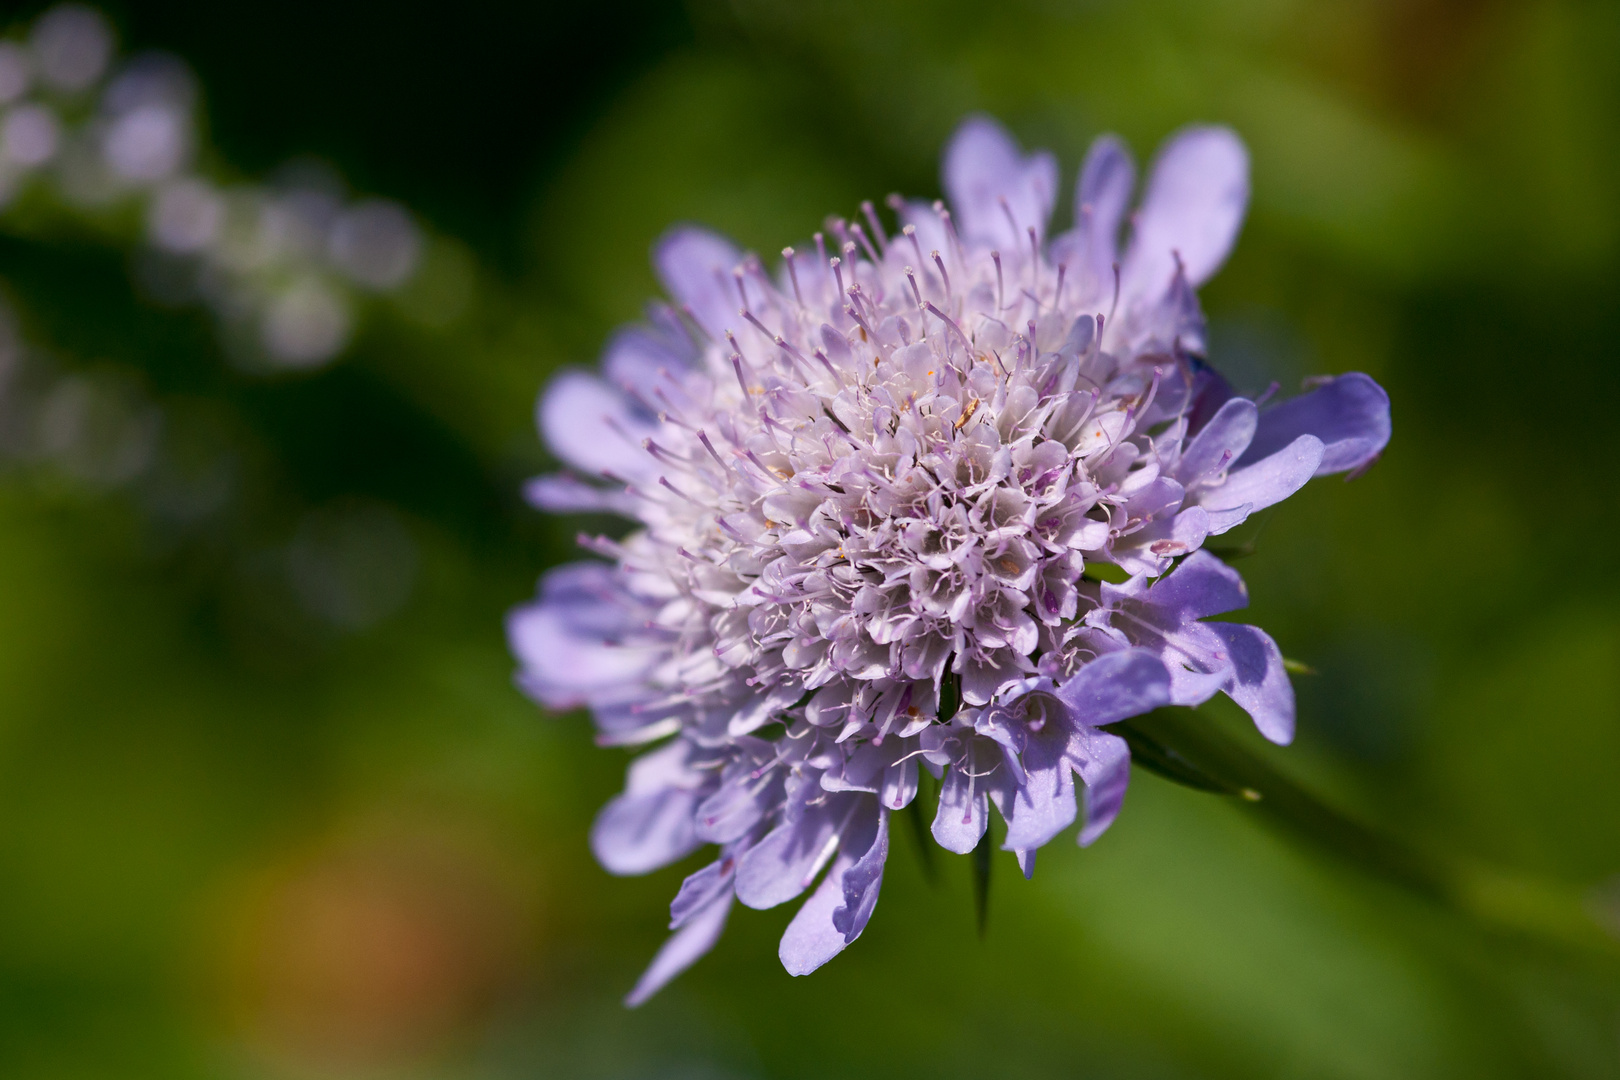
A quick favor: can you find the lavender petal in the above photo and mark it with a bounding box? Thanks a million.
[624,891,732,1008]
[942,114,1059,248]
[1240,372,1392,476]
[1207,622,1296,744]
[1120,124,1249,300]
[653,225,742,340]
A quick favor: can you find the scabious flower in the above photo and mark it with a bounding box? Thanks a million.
[508,116,1390,1003]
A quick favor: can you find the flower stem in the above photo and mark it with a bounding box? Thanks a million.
[1115,710,1620,959]
[972,827,993,939]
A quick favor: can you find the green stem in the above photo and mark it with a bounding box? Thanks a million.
[972,825,992,939]
[1115,711,1620,959]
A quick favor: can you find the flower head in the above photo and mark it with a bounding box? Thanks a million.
[509,115,1390,1003]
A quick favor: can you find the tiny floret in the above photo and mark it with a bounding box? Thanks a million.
[508,115,1391,1003]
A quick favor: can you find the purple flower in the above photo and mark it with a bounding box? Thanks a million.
[509,115,1390,1003]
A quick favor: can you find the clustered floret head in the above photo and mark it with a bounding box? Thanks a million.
[509,116,1390,1004]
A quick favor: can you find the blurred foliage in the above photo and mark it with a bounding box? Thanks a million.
[0,0,1618,1077]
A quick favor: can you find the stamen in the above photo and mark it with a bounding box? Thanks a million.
[744,254,782,308]
[696,430,732,473]
[641,437,680,465]
[782,246,804,307]
[850,222,881,263]
[1107,262,1121,335]
[860,199,889,251]
[1137,366,1163,421]
[742,447,784,484]
[843,302,879,342]
[827,216,854,251]
[658,476,700,504]
[653,386,695,426]
[997,195,1021,248]
[902,224,926,271]
[675,303,712,344]
[576,532,623,558]
[931,250,952,303]
[773,334,819,383]
[992,250,1005,311]
[935,201,966,265]
[905,266,924,308]
[742,308,778,345]
[846,282,877,324]
[923,301,974,358]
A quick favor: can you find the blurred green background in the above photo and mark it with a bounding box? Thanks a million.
[0,0,1618,1076]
